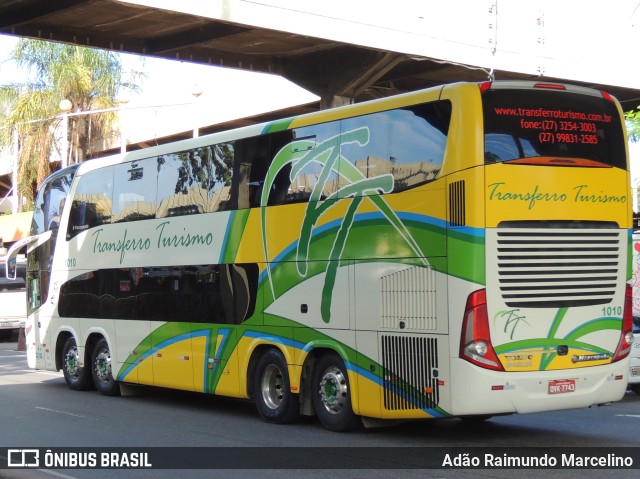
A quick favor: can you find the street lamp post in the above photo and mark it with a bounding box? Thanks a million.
[117,94,130,154]
[192,84,203,138]
[59,99,73,168]
[11,129,19,213]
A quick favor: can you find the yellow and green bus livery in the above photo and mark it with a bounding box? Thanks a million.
[6,80,634,431]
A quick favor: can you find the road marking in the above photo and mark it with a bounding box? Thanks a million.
[615,414,640,418]
[35,407,86,418]
[29,370,63,377]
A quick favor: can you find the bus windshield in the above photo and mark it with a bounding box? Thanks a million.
[31,165,79,236]
[483,87,626,169]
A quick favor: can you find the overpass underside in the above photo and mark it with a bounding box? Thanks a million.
[1,0,639,110]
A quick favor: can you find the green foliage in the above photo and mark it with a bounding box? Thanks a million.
[627,107,640,142]
[0,39,143,209]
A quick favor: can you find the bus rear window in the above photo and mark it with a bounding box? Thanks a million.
[482,88,626,169]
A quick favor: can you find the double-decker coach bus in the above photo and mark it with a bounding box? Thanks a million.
[5,81,634,431]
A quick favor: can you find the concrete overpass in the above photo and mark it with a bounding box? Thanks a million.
[1,0,640,110]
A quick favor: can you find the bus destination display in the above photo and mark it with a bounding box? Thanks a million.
[492,106,612,146]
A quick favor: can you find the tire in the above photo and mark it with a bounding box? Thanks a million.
[91,339,120,396]
[311,353,361,432]
[631,384,640,395]
[62,337,93,391]
[253,349,300,424]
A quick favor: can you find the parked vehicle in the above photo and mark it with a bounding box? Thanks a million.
[0,251,26,339]
[630,316,640,394]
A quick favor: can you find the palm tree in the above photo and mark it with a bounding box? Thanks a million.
[0,39,141,210]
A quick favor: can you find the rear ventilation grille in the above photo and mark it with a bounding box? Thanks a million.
[490,225,624,308]
[449,180,466,227]
[381,266,437,330]
[381,335,439,410]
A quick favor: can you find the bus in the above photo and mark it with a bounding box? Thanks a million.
[4,81,634,431]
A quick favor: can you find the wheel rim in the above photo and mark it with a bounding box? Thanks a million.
[94,347,112,383]
[260,363,284,410]
[64,346,80,379]
[318,366,348,415]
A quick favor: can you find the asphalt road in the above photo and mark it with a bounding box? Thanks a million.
[0,337,639,479]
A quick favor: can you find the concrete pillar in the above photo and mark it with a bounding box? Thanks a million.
[17,327,26,351]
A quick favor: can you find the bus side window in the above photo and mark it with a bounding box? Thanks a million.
[339,101,451,195]
[219,263,258,324]
[156,144,234,218]
[41,176,73,232]
[266,123,341,206]
[209,142,235,212]
[26,273,40,314]
[67,168,113,240]
[182,264,258,324]
[59,272,99,318]
[230,136,269,209]
[182,266,224,323]
[112,158,157,222]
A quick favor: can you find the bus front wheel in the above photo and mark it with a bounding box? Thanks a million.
[91,339,120,396]
[253,349,300,424]
[311,353,361,432]
[62,337,93,391]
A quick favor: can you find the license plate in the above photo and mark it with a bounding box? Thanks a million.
[548,379,576,394]
[631,367,640,377]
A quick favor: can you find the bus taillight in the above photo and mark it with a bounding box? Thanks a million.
[612,284,634,362]
[460,289,504,371]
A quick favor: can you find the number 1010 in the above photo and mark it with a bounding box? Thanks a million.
[602,306,622,317]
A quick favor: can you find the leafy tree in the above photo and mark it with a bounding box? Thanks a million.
[627,107,640,142]
[0,39,141,210]
[172,144,234,194]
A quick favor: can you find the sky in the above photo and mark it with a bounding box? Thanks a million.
[0,34,319,144]
[115,52,318,142]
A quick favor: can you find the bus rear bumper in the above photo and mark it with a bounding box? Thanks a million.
[449,358,629,416]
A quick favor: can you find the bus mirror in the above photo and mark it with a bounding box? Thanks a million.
[5,257,16,280]
[3,233,47,281]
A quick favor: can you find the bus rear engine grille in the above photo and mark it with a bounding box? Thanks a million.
[494,227,624,308]
[381,335,439,411]
[380,266,437,330]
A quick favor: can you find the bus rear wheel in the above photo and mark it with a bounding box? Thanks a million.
[311,353,361,432]
[253,349,300,424]
[62,337,93,390]
[91,339,120,396]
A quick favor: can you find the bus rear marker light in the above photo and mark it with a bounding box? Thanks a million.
[460,289,504,371]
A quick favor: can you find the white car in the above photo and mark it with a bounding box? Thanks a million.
[630,316,640,395]
[0,252,27,340]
